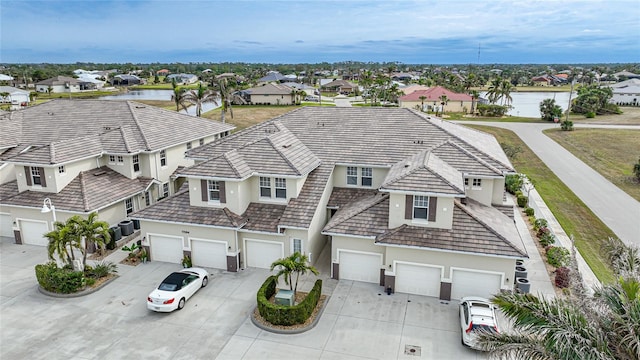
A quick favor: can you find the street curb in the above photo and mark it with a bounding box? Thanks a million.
[37,274,119,298]
[250,295,330,334]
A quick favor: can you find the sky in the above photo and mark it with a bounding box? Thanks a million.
[1,0,639,64]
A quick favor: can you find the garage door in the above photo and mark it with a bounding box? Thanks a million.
[1,213,13,238]
[339,250,382,283]
[191,239,227,270]
[245,239,283,269]
[149,234,184,264]
[450,269,503,300]
[395,263,442,297]
[20,219,49,246]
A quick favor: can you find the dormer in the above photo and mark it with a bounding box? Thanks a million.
[380,150,465,230]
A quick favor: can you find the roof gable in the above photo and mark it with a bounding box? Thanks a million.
[381,151,464,195]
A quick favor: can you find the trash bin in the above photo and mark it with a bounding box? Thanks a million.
[516,278,530,293]
[119,220,134,236]
[108,226,121,249]
[132,219,140,230]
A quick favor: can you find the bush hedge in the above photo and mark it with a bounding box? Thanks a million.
[555,266,571,288]
[516,195,528,208]
[35,262,85,294]
[257,275,322,326]
[524,207,535,216]
[547,246,570,268]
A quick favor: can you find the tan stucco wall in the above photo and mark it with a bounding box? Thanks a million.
[492,177,506,204]
[52,158,96,192]
[0,163,16,184]
[465,177,494,206]
[332,165,389,188]
[302,169,335,266]
[250,94,293,105]
[331,235,384,263]
[388,193,454,229]
[139,220,237,251]
[385,246,515,289]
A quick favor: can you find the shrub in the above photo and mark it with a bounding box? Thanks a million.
[561,120,573,131]
[477,104,508,117]
[547,246,570,268]
[539,232,556,247]
[35,262,85,294]
[86,261,117,278]
[524,207,535,216]
[555,266,571,288]
[505,174,523,195]
[517,195,528,208]
[537,226,550,238]
[586,111,596,118]
[257,275,322,326]
[534,218,548,232]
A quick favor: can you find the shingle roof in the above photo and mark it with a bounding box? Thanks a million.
[131,190,244,228]
[0,100,234,163]
[381,150,465,195]
[323,193,526,258]
[0,167,153,212]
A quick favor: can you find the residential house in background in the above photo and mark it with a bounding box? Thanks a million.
[35,76,80,93]
[0,100,234,245]
[399,86,473,113]
[321,79,357,94]
[166,73,199,85]
[0,86,30,110]
[111,74,144,86]
[246,83,294,105]
[609,78,640,106]
[132,107,527,301]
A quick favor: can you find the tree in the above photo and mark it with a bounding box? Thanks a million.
[270,252,319,296]
[487,77,502,104]
[469,90,480,115]
[183,83,218,117]
[572,84,619,116]
[170,78,187,112]
[539,98,563,121]
[213,77,233,123]
[418,95,427,112]
[477,240,640,360]
[439,95,448,116]
[71,212,110,267]
[45,221,76,266]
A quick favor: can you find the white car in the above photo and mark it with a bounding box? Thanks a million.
[459,296,500,350]
[147,268,209,312]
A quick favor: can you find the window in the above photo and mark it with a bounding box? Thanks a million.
[208,180,220,201]
[109,155,116,163]
[361,167,372,187]
[58,165,65,174]
[464,178,469,188]
[133,155,140,172]
[413,195,429,220]
[293,238,302,254]
[260,177,271,197]
[472,178,482,189]
[199,138,204,146]
[117,155,124,164]
[144,191,150,206]
[160,150,167,167]
[275,178,287,199]
[162,182,169,198]
[31,167,42,186]
[347,166,357,185]
[186,142,192,150]
[125,198,133,215]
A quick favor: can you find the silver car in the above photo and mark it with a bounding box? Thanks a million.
[459,296,500,350]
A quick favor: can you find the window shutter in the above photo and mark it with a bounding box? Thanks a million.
[428,197,438,222]
[25,167,32,186]
[201,179,208,201]
[219,181,226,203]
[39,167,47,187]
[405,195,413,219]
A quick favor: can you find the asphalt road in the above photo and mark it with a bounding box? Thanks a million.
[466,121,640,247]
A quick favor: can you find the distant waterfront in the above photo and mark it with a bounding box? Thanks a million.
[98,89,220,116]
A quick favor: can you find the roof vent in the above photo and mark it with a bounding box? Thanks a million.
[282,144,291,149]
[135,105,145,108]
[104,126,111,130]
[93,171,106,176]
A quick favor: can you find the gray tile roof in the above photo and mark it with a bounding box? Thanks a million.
[431,141,503,177]
[278,163,334,229]
[0,100,234,164]
[381,151,465,195]
[1,167,153,212]
[327,187,378,208]
[323,194,526,258]
[248,83,292,95]
[35,76,79,86]
[241,203,286,233]
[131,190,244,228]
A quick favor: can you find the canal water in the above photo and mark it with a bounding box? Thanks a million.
[99,89,220,116]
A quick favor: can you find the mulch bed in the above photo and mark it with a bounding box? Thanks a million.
[252,291,328,331]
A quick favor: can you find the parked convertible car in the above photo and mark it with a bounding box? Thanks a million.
[147,268,209,312]
[459,296,500,350]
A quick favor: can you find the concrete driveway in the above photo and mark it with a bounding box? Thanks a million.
[0,237,489,360]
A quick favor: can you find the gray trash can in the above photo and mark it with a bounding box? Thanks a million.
[119,220,134,236]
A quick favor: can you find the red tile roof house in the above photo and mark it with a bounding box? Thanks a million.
[0,100,234,246]
[131,107,528,300]
[399,86,473,114]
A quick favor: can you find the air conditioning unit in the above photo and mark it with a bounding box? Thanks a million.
[274,289,294,306]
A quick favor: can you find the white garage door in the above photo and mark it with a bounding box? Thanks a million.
[191,239,227,270]
[451,269,503,300]
[339,250,382,283]
[149,234,183,264]
[20,219,49,246]
[245,239,283,269]
[395,263,442,297]
[1,213,13,238]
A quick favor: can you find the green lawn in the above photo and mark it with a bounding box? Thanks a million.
[467,125,617,284]
[544,128,640,201]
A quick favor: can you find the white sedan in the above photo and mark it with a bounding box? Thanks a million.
[147,268,209,312]
[459,296,500,350]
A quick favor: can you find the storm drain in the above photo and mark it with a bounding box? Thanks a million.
[404,345,421,356]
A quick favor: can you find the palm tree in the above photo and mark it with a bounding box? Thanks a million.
[500,79,513,107]
[486,77,502,104]
[70,212,110,267]
[270,252,319,296]
[45,221,74,265]
[182,83,218,117]
[419,95,427,112]
[171,79,187,112]
[439,95,448,116]
[469,90,480,115]
[213,77,233,123]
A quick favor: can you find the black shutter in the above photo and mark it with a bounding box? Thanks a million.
[428,197,438,222]
[219,181,226,203]
[405,195,413,219]
[201,179,208,201]
[39,167,47,187]
[25,167,32,186]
